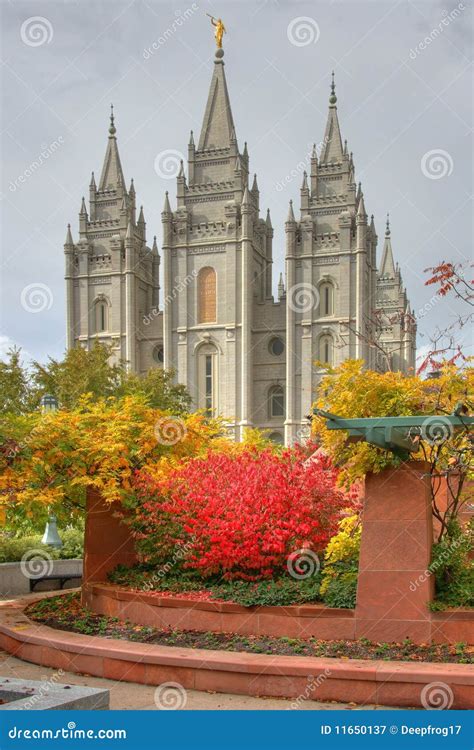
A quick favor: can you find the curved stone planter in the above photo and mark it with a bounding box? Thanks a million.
[84,583,474,645]
[0,595,472,709]
[0,559,83,597]
[83,583,355,639]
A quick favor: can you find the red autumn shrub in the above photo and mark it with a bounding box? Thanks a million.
[131,446,352,580]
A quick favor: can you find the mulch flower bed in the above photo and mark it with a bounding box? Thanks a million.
[26,593,473,664]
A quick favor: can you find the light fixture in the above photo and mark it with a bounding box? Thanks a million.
[40,394,58,413]
[41,514,63,549]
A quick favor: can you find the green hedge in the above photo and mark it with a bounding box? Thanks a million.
[0,528,84,563]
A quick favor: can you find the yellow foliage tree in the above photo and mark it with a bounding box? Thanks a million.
[312,360,473,540]
[0,395,225,525]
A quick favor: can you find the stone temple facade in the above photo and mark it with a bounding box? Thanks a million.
[64,49,416,445]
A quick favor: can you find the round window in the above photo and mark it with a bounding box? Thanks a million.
[152,345,164,364]
[268,337,284,356]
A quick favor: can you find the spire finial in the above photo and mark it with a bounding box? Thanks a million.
[109,104,116,136]
[329,71,337,106]
[385,212,391,237]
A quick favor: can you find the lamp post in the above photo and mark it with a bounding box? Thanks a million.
[42,514,63,549]
[39,394,62,548]
[40,394,58,413]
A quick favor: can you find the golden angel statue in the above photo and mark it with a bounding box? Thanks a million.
[208,15,226,48]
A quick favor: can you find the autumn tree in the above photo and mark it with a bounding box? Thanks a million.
[0,342,191,416]
[0,348,34,415]
[420,260,473,373]
[312,360,473,541]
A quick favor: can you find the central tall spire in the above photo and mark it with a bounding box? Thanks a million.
[198,49,236,151]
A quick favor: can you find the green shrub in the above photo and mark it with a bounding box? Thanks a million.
[430,519,474,610]
[108,564,321,607]
[210,576,321,607]
[0,528,83,563]
[321,571,358,609]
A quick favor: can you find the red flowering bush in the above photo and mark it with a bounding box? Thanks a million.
[131,446,352,580]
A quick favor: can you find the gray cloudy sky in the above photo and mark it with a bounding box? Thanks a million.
[1,0,472,365]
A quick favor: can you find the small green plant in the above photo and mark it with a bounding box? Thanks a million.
[429,519,473,609]
[210,576,321,607]
[108,564,322,607]
[320,513,360,609]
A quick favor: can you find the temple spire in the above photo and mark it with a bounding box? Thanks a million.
[98,104,125,191]
[64,223,74,246]
[198,49,236,150]
[163,191,171,214]
[287,199,295,222]
[320,72,344,165]
[278,272,285,299]
[380,213,396,277]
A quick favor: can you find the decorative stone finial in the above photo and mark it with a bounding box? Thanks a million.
[329,71,337,106]
[109,104,116,136]
[385,212,391,237]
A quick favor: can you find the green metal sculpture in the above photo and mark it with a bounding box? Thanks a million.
[313,403,473,460]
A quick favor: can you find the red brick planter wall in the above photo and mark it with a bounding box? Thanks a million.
[84,583,474,646]
[83,583,355,640]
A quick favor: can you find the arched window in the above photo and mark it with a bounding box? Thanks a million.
[319,282,334,317]
[94,299,108,333]
[152,345,164,364]
[197,343,218,416]
[268,385,284,419]
[198,267,216,324]
[268,431,284,446]
[319,335,333,365]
